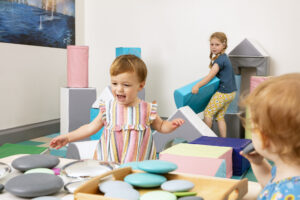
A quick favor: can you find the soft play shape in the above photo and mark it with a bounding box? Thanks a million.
[104,188,140,200]
[161,143,233,178]
[66,140,98,160]
[12,154,59,172]
[161,180,194,192]
[140,191,177,200]
[250,76,271,92]
[159,154,226,178]
[190,136,251,176]
[226,75,241,114]
[174,192,197,197]
[60,87,96,135]
[0,183,4,193]
[116,47,141,58]
[138,160,177,174]
[178,196,204,200]
[119,161,140,170]
[174,77,219,114]
[64,180,87,194]
[67,45,89,88]
[99,180,133,193]
[229,38,269,76]
[243,143,255,154]
[124,173,167,188]
[153,106,217,152]
[32,197,61,200]
[25,168,55,175]
[52,168,61,175]
[5,173,63,198]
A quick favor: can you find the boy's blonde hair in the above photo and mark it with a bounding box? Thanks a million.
[209,32,228,68]
[242,73,300,164]
[110,54,147,83]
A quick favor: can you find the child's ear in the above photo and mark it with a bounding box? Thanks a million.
[139,81,145,90]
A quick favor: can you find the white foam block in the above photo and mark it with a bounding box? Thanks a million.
[153,106,217,152]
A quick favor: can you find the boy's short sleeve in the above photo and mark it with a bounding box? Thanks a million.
[99,100,106,122]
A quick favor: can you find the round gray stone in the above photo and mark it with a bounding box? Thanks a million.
[178,196,204,200]
[32,197,61,200]
[5,173,63,198]
[104,188,139,200]
[0,183,4,193]
[99,180,133,193]
[12,154,60,172]
[161,180,195,192]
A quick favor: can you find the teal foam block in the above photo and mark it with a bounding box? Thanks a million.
[116,47,141,58]
[89,108,104,140]
[174,77,220,114]
[50,146,67,158]
[226,75,241,114]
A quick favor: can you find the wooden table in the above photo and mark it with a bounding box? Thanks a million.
[0,154,262,200]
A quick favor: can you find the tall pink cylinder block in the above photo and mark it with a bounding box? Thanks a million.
[67,45,89,88]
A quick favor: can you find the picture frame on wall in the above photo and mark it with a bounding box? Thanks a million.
[0,0,75,48]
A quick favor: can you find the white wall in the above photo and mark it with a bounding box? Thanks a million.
[0,0,84,130]
[1,0,300,130]
[84,0,300,117]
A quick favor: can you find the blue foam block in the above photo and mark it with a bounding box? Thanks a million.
[174,77,220,114]
[116,47,141,58]
[89,108,104,140]
[190,136,251,176]
[226,75,241,114]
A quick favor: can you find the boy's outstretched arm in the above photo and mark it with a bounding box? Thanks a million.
[240,150,272,187]
[50,111,104,149]
[152,115,184,133]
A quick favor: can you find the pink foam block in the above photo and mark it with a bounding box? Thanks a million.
[250,76,271,92]
[67,45,89,88]
[159,153,226,178]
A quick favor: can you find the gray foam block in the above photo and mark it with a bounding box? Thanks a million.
[5,173,63,198]
[212,112,244,138]
[153,106,217,152]
[60,88,96,135]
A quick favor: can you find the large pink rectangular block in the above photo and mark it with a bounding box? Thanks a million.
[159,153,226,178]
[67,46,89,88]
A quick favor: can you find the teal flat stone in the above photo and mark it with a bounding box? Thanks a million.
[124,173,166,188]
[119,162,140,170]
[138,160,177,174]
[140,191,176,200]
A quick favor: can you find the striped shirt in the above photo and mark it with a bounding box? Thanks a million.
[94,99,157,163]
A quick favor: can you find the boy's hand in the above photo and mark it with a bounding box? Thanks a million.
[240,150,264,165]
[49,135,69,150]
[192,85,199,94]
[171,118,185,128]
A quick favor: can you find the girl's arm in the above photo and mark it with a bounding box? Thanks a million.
[192,63,219,94]
[240,151,272,187]
[50,111,104,149]
[151,115,184,133]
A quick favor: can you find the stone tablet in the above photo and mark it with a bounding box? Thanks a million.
[178,196,204,200]
[124,173,166,188]
[32,197,62,200]
[119,161,140,170]
[12,154,59,172]
[161,180,194,192]
[104,188,140,200]
[138,160,177,174]
[140,191,176,200]
[5,173,63,198]
[25,168,55,175]
[99,180,133,193]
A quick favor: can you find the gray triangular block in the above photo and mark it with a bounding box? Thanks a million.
[153,106,217,152]
[229,38,268,57]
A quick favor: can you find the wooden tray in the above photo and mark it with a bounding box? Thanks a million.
[74,167,248,200]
